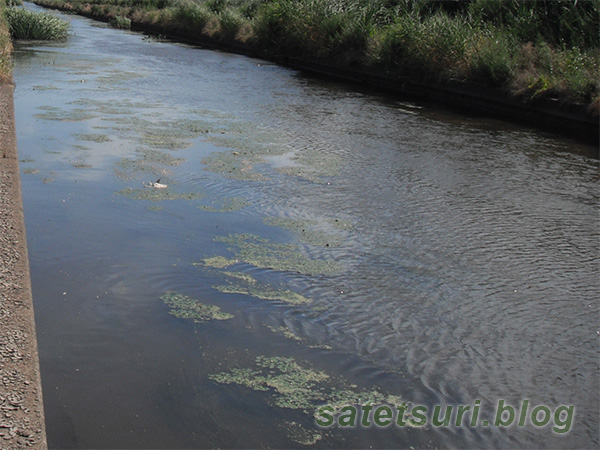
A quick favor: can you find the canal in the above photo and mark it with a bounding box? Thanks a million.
[13,5,599,449]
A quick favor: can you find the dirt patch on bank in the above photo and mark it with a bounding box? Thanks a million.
[0,83,47,448]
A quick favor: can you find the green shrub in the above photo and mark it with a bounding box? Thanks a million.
[173,0,210,30]
[470,27,516,86]
[4,6,69,40]
[109,14,131,28]
[217,9,242,39]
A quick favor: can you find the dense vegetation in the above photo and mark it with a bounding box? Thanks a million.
[20,0,600,106]
[1,0,69,43]
[0,0,12,81]
[4,5,69,39]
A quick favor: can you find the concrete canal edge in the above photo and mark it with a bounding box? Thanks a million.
[0,83,48,448]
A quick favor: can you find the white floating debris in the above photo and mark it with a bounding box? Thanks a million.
[143,179,168,189]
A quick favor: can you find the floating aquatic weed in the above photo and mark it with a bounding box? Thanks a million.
[210,356,329,410]
[114,149,184,180]
[141,149,185,166]
[116,188,203,202]
[114,160,172,182]
[283,421,322,446]
[210,355,405,415]
[160,291,233,323]
[146,205,163,211]
[216,271,311,305]
[73,133,112,143]
[34,106,96,122]
[141,131,193,150]
[19,158,35,163]
[222,272,256,284]
[22,168,39,175]
[32,85,60,91]
[70,98,161,116]
[71,163,92,169]
[274,145,341,182]
[194,256,238,269]
[137,118,211,150]
[213,234,341,275]
[264,217,343,247]
[267,325,304,342]
[202,150,266,181]
[72,144,91,151]
[95,71,143,85]
[199,197,248,212]
[202,124,290,181]
[267,325,333,350]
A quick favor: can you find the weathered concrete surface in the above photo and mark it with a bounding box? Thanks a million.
[0,83,47,449]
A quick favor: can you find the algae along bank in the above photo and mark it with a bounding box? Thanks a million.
[12,5,599,449]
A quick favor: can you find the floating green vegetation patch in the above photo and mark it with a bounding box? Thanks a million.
[116,187,203,202]
[32,85,61,91]
[264,217,343,247]
[22,168,39,174]
[210,356,329,410]
[213,234,341,275]
[70,98,163,116]
[267,325,304,342]
[209,355,404,417]
[160,291,233,323]
[95,70,143,86]
[73,133,112,143]
[216,271,311,305]
[199,197,248,212]
[201,123,290,181]
[114,149,184,180]
[141,149,185,166]
[283,421,322,446]
[267,325,333,349]
[201,150,265,181]
[34,105,96,122]
[136,118,210,150]
[274,146,341,183]
[72,162,92,169]
[194,256,239,269]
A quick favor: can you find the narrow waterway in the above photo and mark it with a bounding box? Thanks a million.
[13,6,599,449]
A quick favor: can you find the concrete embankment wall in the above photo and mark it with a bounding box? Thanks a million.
[0,83,47,449]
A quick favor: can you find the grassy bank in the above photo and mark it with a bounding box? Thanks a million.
[27,0,600,108]
[0,0,12,82]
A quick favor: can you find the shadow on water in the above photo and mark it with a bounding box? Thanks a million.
[14,4,599,449]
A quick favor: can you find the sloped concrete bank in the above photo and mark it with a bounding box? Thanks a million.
[0,83,47,449]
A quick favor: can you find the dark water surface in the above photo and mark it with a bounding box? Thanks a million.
[13,5,599,449]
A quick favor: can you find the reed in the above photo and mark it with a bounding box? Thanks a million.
[4,6,69,40]
[109,15,131,28]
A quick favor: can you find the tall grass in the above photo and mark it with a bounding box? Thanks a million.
[0,0,12,81]
[5,7,69,40]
